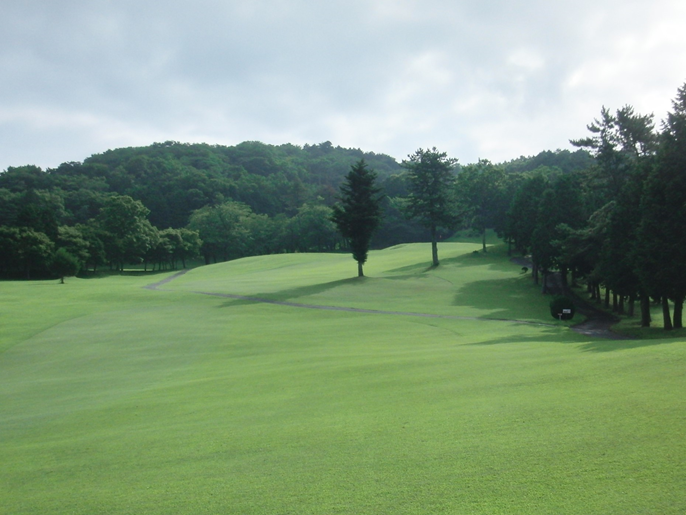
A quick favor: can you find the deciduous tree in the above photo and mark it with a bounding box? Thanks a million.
[97,195,156,271]
[51,248,80,283]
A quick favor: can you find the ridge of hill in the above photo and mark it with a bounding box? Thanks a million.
[0,142,591,230]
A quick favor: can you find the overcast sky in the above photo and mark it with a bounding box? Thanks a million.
[1,0,685,171]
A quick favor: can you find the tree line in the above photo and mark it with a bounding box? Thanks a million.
[507,83,686,330]
[333,82,686,331]
[393,82,686,330]
[0,135,587,281]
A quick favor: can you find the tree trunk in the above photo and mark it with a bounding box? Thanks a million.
[541,271,548,294]
[560,265,568,287]
[612,292,618,312]
[596,284,601,303]
[604,288,611,309]
[482,229,487,253]
[533,262,539,285]
[627,294,635,317]
[640,295,651,327]
[357,261,364,277]
[662,296,673,330]
[618,295,625,315]
[673,296,683,329]
[60,276,64,284]
[431,225,439,266]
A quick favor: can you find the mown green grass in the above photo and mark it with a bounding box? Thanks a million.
[1,243,685,514]
[167,243,555,323]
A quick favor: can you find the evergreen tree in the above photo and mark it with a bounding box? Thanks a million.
[531,174,585,291]
[507,172,549,256]
[402,148,459,266]
[331,160,383,277]
[571,105,656,207]
[456,160,508,253]
[637,83,686,329]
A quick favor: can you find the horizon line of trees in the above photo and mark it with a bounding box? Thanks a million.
[4,81,684,332]
[0,137,589,281]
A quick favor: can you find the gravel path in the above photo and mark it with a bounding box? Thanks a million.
[142,269,191,290]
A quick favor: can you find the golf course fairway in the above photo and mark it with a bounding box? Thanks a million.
[1,243,685,514]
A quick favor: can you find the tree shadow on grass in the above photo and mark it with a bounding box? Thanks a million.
[469,327,578,346]
[214,276,368,308]
[577,337,685,352]
[439,251,518,272]
[470,321,684,351]
[452,275,551,323]
[383,262,436,275]
[383,252,514,277]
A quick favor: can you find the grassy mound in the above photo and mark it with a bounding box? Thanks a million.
[1,243,685,514]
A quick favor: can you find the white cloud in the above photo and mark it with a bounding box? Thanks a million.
[1,0,685,170]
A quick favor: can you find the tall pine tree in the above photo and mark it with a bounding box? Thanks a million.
[402,148,459,266]
[331,160,383,277]
[637,83,686,329]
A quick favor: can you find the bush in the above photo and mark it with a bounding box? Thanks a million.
[550,296,575,320]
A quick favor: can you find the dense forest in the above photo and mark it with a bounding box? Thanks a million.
[2,81,685,329]
[0,137,588,273]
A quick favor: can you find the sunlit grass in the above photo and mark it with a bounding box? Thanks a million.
[1,244,685,514]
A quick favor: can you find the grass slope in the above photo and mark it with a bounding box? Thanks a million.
[1,243,685,514]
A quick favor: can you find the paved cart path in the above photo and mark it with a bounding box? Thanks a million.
[510,257,631,340]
